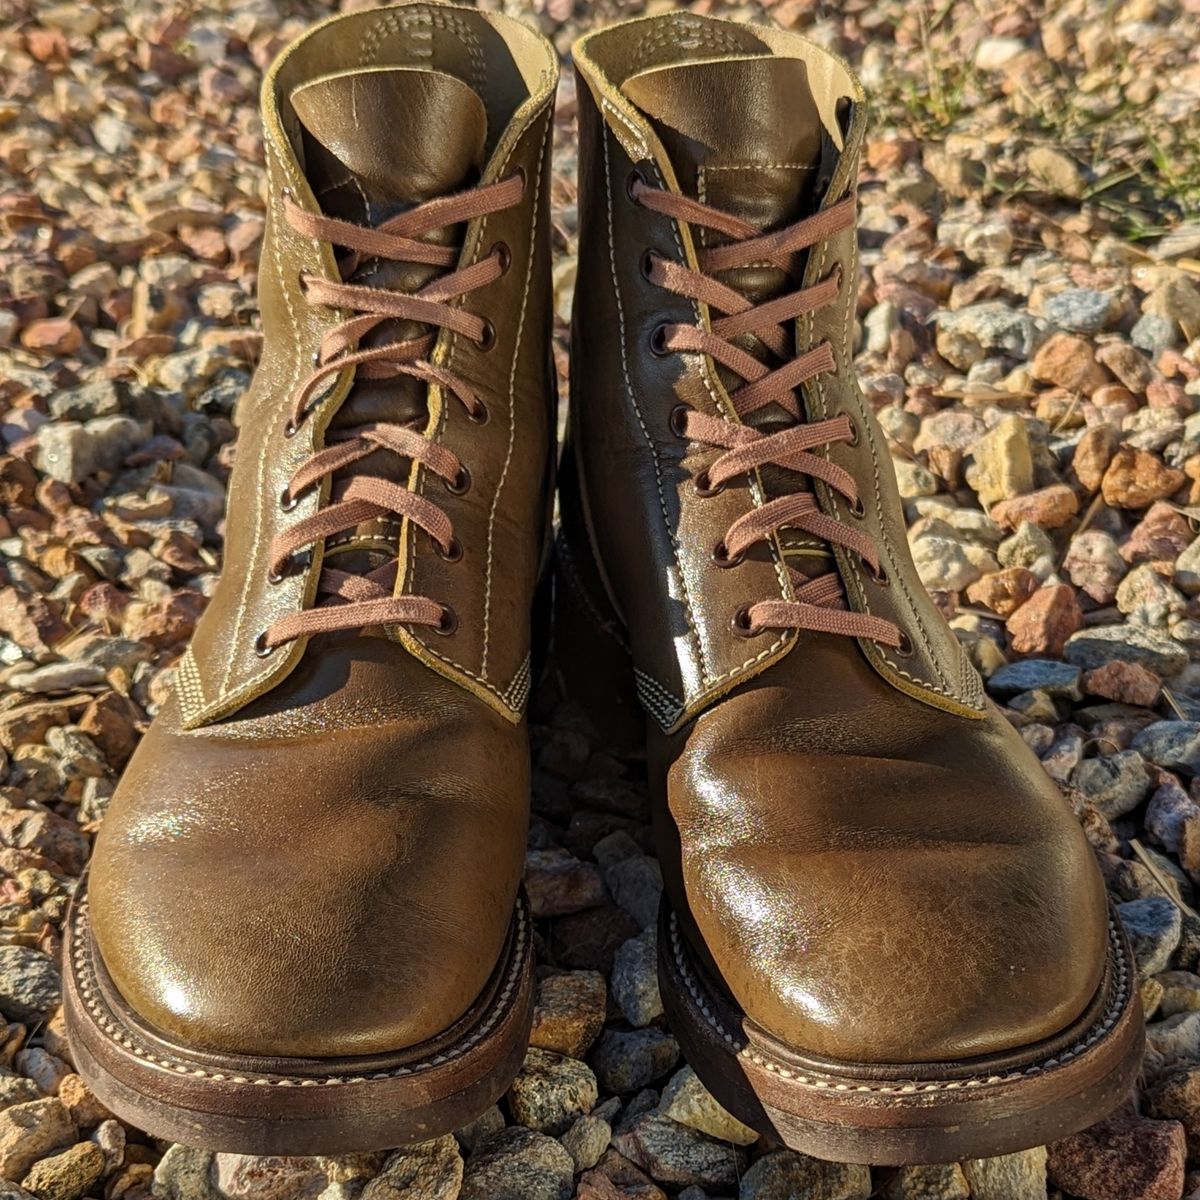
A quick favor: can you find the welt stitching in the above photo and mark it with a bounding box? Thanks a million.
[482,113,549,676]
[602,128,707,686]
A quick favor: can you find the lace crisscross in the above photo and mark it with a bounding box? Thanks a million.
[256,173,526,655]
[631,179,904,650]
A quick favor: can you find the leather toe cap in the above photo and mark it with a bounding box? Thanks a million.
[88,649,527,1060]
[665,689,1111,1066]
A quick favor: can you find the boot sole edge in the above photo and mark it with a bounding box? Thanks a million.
[658,899,1144,1166]
[62,874,534,1156]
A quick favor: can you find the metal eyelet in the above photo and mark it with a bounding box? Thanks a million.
[626,167,648,203]
[896,632,914,658]
[283,414,304,439]
[476,319,497,352]
[640,248,660,281]
[445,466,471,495]
[693,471,725,498]
[280,488,298,512]
[434,606,458,636]
[848,494,865,518]
[870,561,890,586]
[649,323,671,357]
[730,605,758,637]
[669,405,691,438]
[711,540,743,568]
[254,631,275,657]
[845,416,860,447]
[436,537,463,563]
[492,241,512,274]
[267,564,286,585]
[468,402,490,426]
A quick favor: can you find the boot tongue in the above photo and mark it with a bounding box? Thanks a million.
[286,68,489,579]
[620,55,822,236]
[290,67,487,222]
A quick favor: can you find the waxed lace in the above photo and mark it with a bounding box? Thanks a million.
[256,173,525,654]
[632,179,904,650]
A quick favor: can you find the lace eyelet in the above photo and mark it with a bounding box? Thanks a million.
[280,487,299,511]
[896,632,914,658]
[668,404,691,438]
[711,540,743,568]
[297,269,311,293]
[492,241,512,275]
[267,563,287,585]
[649,323,671,357]
[693,471,725,498]
[730,605,758,637]
[848,494,865,518]
[445,466,471,495]
[254,631,275,657]
[640,248,660,281]
[468,402,490,426]
[626,167,648,204]
[476,319,497,352]
[283,414,305,439]
[870,561,890,587]
[845,416,860,447]
[511,166,527,191]
[436,537,463,563]
[434,606,458,636]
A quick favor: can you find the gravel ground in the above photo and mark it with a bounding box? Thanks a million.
[1,0,1200,1197]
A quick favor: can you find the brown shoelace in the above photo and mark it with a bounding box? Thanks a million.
[256,173,525,655]
[632,179,904,651]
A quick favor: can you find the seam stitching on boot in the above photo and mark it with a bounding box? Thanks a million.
[601,126,708,687]
[220,141,310,701]
[482,114,550,677]
[634,668,684,725]
[808,215,976,705]
[404,106,553,712]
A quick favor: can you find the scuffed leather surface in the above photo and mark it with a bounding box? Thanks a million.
[91,634,530,1058]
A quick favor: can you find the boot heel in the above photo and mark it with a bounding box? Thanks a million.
[547,528,644,757]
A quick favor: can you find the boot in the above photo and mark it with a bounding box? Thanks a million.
[563,12,1142,1164]
[63,3,558,1154]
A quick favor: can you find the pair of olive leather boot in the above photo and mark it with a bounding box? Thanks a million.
[63,2,1142,1164]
